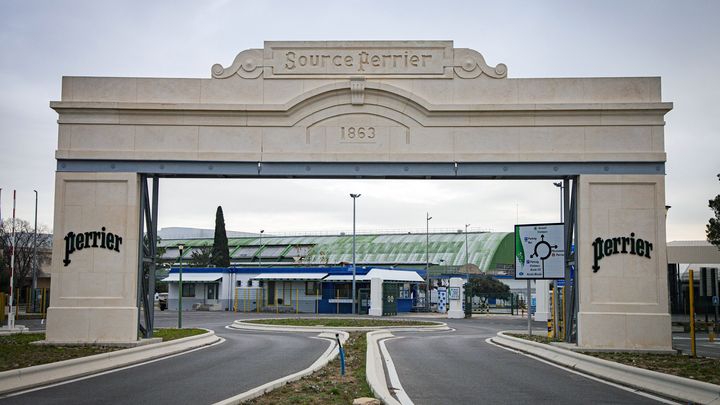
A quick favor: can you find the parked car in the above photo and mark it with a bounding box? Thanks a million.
[158,293,168,311]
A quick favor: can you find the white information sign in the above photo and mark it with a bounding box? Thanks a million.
[515,223,565,279]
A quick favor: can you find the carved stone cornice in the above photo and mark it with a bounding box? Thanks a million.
[453,49,507,79]
[211,49,263,79]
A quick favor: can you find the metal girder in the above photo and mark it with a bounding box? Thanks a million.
[136,176,159,339]
[57,160,665,179]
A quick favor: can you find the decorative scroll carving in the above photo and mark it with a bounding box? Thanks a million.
[453,49,507,79]
[350,77,365,105]
[211,49,263,79]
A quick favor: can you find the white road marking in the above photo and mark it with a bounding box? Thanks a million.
[0,336,226,398]
[378,336,414,405]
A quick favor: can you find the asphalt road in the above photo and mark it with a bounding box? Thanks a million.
[1,311,329,405]
[671,332,720,358]
[386,316,665,405]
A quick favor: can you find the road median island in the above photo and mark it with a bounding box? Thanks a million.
[492,331,720,404]
[0,328,219,395]
[222,318,449,404]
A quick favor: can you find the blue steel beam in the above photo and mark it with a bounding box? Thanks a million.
[56,160,665,179]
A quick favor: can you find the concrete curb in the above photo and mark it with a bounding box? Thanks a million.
[366,325,452,405]
[492,331,720,405]
[213,330,348,404]
[229,317,448,332]
[366,331,402,405]
[225,318,450,404]
[0,329,221,395]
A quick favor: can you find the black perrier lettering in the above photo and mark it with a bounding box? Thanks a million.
[63,227,122,266]
[592,232,652,273]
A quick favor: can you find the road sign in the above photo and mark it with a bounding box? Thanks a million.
[713,296,719,306]
[555,265,575,287]
[515,223,565,279]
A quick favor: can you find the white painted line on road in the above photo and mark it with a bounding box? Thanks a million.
[213,331,348,405]
[484,338,680,405]
[1,336,226,399]
[378,336,414,405]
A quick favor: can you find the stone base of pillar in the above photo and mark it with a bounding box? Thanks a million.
[448,309,464,319]
[369,308,382,317]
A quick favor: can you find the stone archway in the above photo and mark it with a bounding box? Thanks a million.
[48,41,671,350]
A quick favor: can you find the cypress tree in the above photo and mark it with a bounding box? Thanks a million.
[211,206,230,267]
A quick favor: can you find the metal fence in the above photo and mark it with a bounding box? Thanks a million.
[465,292,518,315]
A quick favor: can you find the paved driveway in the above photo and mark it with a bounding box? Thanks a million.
[386,317,665,405]
[1,312,329,405]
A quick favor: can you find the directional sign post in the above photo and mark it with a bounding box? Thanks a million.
[515,223,566,280]
[515,223,566,336]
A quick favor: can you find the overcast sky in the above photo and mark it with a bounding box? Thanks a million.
[0,0,718,240]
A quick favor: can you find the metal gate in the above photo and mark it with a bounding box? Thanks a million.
[359,288,370,315]
[382,283,399,316]
[464,285,516,316]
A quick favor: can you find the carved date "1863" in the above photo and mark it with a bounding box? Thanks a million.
[341,127,375,140]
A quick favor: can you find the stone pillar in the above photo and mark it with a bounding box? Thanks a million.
[447,277,465,319]
[534,280,550,322]
[369,277,382,317]
[577,175,671,350]
[46,172,140,344]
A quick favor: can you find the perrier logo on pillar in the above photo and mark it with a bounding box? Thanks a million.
[63,227,123,266]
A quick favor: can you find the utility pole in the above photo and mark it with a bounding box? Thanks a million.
[350,194,361,314]
[426,213,432,311]
[9,191,17,330]
[32,190,38,291]
[177,244,184,328]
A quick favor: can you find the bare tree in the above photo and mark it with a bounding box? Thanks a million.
[0,218,52,293]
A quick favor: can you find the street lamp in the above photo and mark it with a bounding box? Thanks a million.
[426,213,432,311]
[259,230,264,268]
[350,194,361,314]
[177,244,184,328]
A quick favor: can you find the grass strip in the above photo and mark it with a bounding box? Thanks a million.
[585,352,720,386]
[245,318,435,328]
[152,328,206,341]
[506,333,720,385]
[248,332,374,405]
[0,333,121,372]
[0,328,207,372]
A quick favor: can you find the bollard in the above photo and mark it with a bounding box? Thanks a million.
[547,319,553,338]
[335,333,345,376]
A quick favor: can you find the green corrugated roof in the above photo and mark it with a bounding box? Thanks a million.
[160,232,513,270]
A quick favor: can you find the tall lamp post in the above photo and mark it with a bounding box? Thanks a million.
[177,244,184,328]
[426,213,432,311]
[350,194,361,314]
[259,230,264,268]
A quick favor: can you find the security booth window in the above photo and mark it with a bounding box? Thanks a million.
[335,283,351,298]
[305,281,320,295]
[182,283,195,298]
